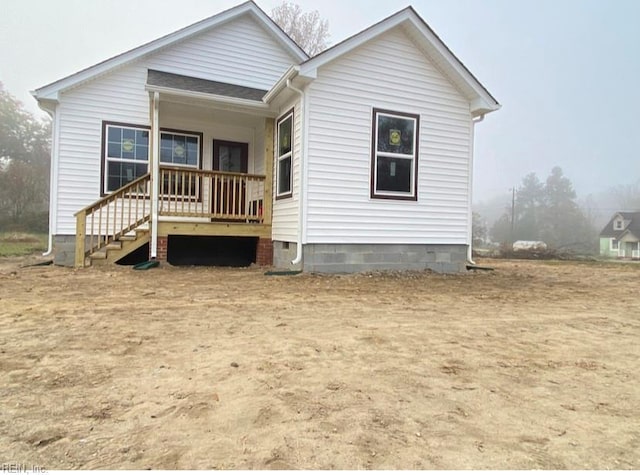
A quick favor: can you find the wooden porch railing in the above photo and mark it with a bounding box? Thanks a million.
[74,173,151,267]
[158,166,265,222]
[73,167,267,267]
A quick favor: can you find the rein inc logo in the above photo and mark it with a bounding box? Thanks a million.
[2,464,46,473]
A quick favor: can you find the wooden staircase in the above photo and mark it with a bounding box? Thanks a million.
[75,173,151,267]
[89,229,150,266]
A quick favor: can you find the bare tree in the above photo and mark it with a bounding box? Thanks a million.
[0,83,50,231]
[609,180,640,210]
[271,1,329,56]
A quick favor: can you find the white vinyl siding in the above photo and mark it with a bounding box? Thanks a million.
[305,27,472,244]
[147,15,296,91]
[55,66,150,235]
[52,13,297,235]
[272,98,302,242]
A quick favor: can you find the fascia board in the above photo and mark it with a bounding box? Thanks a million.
[405,15,499,112]
[299,11,410,77]
[262,65,299,103]
[299,8,499,115]
[249,5,308,62]
[33,2,306,100]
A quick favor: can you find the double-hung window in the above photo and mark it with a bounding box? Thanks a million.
[276,109,294,199]
[160,130,201,198]
[103,123,149,194]
[371,109,419,200]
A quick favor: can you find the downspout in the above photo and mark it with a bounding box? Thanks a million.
[39,102,59,256]
[467,113,485,265]
[286,79,306,266]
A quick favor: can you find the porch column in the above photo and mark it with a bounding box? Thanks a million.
[263,118,274,225]
[149,91,160,259]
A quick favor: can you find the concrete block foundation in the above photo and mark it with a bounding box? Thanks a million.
[301,243,468,274]
[273,241,302,270]
[53,235,76,266]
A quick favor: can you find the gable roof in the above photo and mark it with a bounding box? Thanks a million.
[298,6,499,117]
[32,1,308,102]
[600,211,640,238]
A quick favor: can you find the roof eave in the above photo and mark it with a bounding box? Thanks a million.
[263,66,300,103]
[471,98,501,118]
[33,1,308,101]
[299,8,500,114]
[146,84,272,111]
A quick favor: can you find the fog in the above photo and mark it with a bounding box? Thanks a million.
[2,0,638,222]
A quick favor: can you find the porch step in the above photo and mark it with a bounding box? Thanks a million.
[89,230,150,267]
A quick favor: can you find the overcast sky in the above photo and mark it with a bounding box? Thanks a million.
[1,0,639,205]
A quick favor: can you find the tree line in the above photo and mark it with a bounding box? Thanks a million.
[0,83,51,232]
[481,167,598,253]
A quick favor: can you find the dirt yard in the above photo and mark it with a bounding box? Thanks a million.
[0,257,638,469]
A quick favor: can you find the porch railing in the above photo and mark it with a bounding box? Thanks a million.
[74,173,151,266]
[158,166,265,222]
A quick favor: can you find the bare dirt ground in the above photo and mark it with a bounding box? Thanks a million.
[1,257,639,469]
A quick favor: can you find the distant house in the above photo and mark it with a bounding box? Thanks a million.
[599,212,640,259]
[32,1,499,272]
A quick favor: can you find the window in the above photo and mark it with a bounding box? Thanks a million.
[160,132,200,167]
[103,123,149,193]
[614,219,624,230]
[276,109,293,199]
[611,239,619,250]
[160,130,201,198]
[371,109,419,200]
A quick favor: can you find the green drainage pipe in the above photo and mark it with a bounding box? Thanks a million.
[133,260,160,271]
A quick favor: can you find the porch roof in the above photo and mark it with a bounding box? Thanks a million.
[147,70,268,101]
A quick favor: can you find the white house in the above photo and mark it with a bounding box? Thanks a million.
[32,1,499,273]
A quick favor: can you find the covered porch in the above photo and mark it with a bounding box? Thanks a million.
[74,70,279,266]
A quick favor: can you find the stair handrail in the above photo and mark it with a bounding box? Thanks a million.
[74,173,151,267]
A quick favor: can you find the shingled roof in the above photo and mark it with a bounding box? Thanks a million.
[600,211,640,239]
[147,70,268,102]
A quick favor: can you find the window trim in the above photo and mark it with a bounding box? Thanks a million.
[614,219,624,230]
[370,108,420,201]
[101,121,151,196]
[275,108,294,200]
[611,238,619,251]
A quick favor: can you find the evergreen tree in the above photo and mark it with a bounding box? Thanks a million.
[514,172,544,240]
[489,167,598,253]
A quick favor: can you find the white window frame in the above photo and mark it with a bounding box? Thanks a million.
[371,108,419,200]
[103,122,150,194]
[159,130,202,199]
[611,238,619,251]
[276,109,294,199]
[614,219,624,230]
